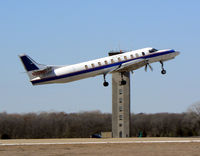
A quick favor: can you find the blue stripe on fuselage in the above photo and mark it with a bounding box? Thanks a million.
[31,49,175,84]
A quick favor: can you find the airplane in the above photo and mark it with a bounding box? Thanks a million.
[19,47,180,87]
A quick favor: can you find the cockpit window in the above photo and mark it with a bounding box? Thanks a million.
[149,48,158,53]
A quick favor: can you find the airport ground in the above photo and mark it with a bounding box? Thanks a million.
[0,138,200,156]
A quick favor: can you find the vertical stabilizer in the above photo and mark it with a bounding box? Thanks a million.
[19,54,40,71]
[19,54,47,81]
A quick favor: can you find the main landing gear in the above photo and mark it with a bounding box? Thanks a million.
[120,72,126,85]
[103,81,109,87]
[103,74,109,87]
[103,72,127,87]
[160,61,166,75]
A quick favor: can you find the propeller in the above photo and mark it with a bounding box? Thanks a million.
[145,63,153,72]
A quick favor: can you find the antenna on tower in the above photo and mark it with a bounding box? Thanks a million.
[118,42,123,53]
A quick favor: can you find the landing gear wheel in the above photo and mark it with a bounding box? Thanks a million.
[120,72,126,85]
[121,80,126,85]
[103,81,109,87]
[103,74,109,87]
[161,70,166,75]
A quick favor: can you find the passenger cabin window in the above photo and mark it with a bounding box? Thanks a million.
[142,52,145,56]
[118,57,121,62]
[130,55,134,59]
[104,60,108,65]
[135,53,139,58]
[91,63,95,68]
[85,65,88,70]
[124,56,127,60]
[98,62,101,66]
[111,59,115,63]
[149,48,158,53]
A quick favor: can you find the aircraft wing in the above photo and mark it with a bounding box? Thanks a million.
[114,59,146,72]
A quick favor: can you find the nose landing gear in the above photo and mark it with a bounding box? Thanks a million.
[161,69,166,75]
[160,61,166,75]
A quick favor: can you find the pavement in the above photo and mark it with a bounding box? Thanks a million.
[1,137,200,146]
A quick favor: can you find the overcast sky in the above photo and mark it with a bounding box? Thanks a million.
[0,0,200,114]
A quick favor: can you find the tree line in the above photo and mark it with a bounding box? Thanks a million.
[0,103,200,139]
[0,111,111,139]
[131,112,200,137]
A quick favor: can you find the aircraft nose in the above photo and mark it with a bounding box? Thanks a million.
[175,51,180,56]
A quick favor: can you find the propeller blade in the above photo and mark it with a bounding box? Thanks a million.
[145,64,147,72]
[148,63,153,71]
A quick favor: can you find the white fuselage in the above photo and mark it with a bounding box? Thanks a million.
[31,47,179,85]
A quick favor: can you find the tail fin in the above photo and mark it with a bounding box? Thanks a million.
[19,54,41,72]
[19,54,47,81]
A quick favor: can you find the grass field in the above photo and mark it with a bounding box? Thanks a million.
[0,138,200,156]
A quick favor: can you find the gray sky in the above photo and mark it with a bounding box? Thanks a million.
[0,0,200,114]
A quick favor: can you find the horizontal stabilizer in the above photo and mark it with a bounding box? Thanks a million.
[32,67,53,76]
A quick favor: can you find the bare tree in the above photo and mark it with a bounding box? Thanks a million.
[187,102,200,118]
[187,102,200,135]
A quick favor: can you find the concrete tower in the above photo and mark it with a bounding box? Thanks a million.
[112,72,131,138]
